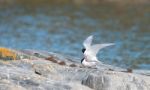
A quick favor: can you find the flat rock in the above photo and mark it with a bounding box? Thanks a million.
[0,59,93,90]
[0,50,149,90]
[82,70,150,90]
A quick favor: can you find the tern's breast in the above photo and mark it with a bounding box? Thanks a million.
[82,59,96,67]
[84,52,95,60]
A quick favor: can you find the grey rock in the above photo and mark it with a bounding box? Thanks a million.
[0,59,92,90]
[0,50,149,90]
[82,71,150,90]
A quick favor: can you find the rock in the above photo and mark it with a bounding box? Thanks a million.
[0,49,150,90]
[82,70,150,90]
[133,70,150,76]
[0,59,93,90]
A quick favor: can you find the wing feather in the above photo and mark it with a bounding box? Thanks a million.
[83,35,93,49]
[91,43,115,56]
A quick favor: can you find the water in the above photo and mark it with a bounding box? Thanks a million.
[0,1,150,69]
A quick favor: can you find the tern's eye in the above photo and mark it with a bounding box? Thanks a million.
[82,48,86,53]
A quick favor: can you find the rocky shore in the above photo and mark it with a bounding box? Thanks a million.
[0,49,150,90]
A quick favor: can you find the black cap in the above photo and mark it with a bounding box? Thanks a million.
[82,48,86,53]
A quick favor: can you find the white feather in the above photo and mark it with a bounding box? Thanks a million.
[83,35,93,49]
[91,43,115,56]
[82,35,115,67]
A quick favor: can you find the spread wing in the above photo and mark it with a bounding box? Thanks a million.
[83,35,93,49]
[91,43,115,56]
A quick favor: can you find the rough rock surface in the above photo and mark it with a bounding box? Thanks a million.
[0,49,150,90]
[82,71,150,90]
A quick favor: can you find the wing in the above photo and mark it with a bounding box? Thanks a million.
[83,35,93,49]
[91,43,115,56]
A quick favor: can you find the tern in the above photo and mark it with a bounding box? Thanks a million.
[81,35,114,68]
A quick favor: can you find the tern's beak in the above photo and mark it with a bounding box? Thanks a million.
[81,58,84,63]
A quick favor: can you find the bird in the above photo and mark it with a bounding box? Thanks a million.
[81,35,114,68]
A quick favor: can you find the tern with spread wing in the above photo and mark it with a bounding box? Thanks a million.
[81,35,114,67]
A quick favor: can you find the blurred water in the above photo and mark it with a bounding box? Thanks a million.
[0,2,149,69]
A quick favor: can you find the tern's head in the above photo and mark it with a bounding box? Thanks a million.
[82,48,86,53]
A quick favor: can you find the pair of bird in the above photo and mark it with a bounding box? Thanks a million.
[81,35,114,68]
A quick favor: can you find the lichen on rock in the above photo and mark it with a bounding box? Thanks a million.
[0,47,17,60]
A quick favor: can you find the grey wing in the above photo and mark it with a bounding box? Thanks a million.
[83,35,93,49]
[91,43,115,56]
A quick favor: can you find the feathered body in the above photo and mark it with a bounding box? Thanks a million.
[81,35,114,67]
